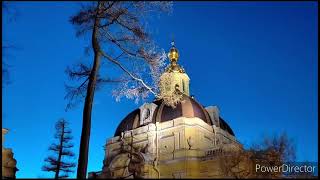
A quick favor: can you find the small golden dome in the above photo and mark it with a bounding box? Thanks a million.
[168,41,179,62]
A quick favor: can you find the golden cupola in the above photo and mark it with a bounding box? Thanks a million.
[159,41,190,96]
[168,41,179,62]
[165,41,185,73]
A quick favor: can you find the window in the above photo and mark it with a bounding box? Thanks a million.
[182,80,185,92]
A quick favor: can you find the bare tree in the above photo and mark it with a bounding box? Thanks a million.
[251,132,296,163]
[2,1,18,87]
[219,149,252,178]
[2,1,20,88]
[42,119,76,179]
[66,1,172,178]
[219,133,297,178]
[250,133,296,178]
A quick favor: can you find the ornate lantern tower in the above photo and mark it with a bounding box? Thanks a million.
[159,41,190,97]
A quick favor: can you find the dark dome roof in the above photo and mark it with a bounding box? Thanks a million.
[153,94,212,125]
[114,109,140,137]
[114,95,234,137]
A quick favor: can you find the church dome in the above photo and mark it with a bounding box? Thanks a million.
[153,94,212,125]
[113,42,235,137]
[114,95,214,136]
[114,109,140,137]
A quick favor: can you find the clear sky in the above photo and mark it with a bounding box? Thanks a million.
[2,1,318,178]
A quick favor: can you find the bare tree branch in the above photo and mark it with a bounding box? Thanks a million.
[100,50,157,95]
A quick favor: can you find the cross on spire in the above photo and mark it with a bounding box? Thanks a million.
[171,33,175,47]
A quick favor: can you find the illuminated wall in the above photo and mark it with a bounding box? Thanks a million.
[91,117,242,178]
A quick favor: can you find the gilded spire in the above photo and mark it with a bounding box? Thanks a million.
[166,41,184,73]
[168,41,179,62]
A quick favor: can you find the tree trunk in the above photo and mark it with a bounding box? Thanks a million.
[76,3,102,178]
[55,123,65,179]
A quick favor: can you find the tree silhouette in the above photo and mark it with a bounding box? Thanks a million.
[219,133,297,178]
[66,1,172,178]
[42,119,76,179]
[2,1,18,87]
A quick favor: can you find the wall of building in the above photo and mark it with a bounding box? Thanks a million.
[95,117,241,178]
[2,128,18,179]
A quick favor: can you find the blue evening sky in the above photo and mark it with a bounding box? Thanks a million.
[2,1,318,178]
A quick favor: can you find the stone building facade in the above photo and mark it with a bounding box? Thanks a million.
[89,42,242,178]
[2,128,18,179]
